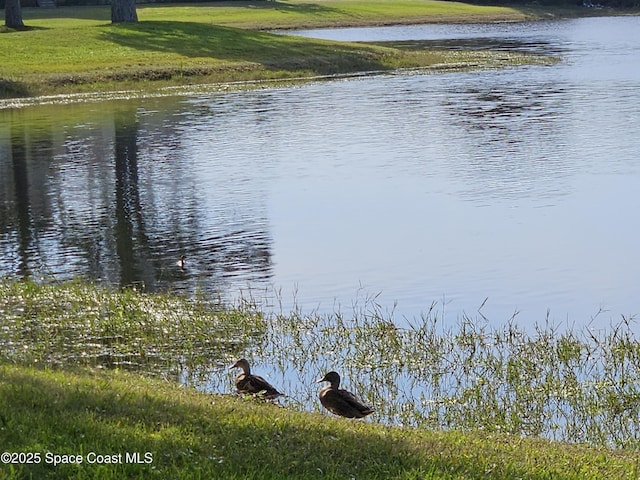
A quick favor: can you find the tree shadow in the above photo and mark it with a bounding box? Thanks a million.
[100,21,389,75]
[0,78,31,98]
[1,24,50,33]
[148,0,344,15]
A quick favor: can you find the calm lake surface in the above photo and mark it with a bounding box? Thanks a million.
[1,16,639,329]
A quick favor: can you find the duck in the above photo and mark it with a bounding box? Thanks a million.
[176,255,186,270]
[230,358,283,399]
[317,371,374,418]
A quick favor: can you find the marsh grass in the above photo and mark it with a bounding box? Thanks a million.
[245,293,640,448]
[2,279,640,449]
[0,279,264,378]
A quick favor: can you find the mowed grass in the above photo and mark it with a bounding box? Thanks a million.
[1,365,638,480]
[18,1,534,30]
[134,0,532,30]
[1,2,556,98]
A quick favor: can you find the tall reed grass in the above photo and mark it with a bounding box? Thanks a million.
[1,279,638,448]
[233,292,640,448]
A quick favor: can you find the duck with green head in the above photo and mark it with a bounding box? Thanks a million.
[317,371,374,418]
[230,359,284,399]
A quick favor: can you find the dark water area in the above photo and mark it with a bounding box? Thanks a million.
[2,16,640,329]
[0,99,273,301]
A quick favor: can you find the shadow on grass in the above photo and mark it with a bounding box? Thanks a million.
[0,25,50,33]
[143,0,344,15]
[0,78,32,98]
[22,5,111,21]
[100,21,389,75]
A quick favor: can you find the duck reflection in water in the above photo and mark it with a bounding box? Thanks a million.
[230,359,284,399]
[317,371,374,418]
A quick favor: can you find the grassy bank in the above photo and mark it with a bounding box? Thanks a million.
[3,279,640,448]
[0,1,565,99]
[1,365,638,480]
[2,279,640,455]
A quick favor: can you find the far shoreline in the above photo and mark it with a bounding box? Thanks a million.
[2,2,637,102]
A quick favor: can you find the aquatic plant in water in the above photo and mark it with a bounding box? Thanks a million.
[0,279,264,380]
[1,279,639,448]
[234,295,640,448]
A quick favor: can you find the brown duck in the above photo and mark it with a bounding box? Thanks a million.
[230,359,283,399]
[317,371,374,418]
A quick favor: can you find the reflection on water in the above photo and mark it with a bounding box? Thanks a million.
[442,78,573,201]
[1,16,640,326]
[0,100,273,301]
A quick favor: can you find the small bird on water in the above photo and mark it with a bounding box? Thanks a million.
[176,255,186,270]
[317,371,374,418]
[230,358,284,399]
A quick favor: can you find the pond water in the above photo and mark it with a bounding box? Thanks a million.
[1,16,639,330]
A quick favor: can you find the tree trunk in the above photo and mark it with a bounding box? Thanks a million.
[5,0,25,29]
[111,0,138,23]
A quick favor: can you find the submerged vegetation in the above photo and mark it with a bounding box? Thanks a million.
[257,300,640,448]
[0,279,264,378]
[0,1,565,99]
[2,279,640,452]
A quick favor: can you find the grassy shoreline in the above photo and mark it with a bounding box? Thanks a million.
[2,365,638,480]
[1,0,619,100]
[1,278,640,479]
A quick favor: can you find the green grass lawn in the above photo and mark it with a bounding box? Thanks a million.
[134,0,532,30]
[1,365,638,480]
[17,0,535,30]
[1,1,562,99]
